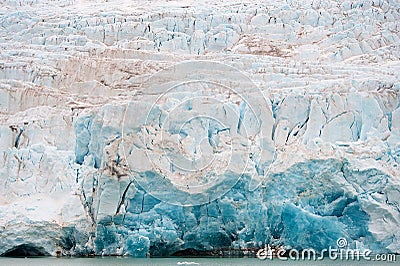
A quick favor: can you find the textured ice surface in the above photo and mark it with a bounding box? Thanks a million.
[0,0,400,257]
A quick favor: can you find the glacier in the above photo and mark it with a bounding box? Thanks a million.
[0,0,400,258]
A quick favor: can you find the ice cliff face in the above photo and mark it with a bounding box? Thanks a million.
[1,0,400,257]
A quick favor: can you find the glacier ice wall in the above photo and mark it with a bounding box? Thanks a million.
[0,0,400,257]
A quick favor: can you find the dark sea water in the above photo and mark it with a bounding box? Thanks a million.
[0,257,398,266]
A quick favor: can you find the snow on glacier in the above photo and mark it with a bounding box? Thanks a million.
[0,0,400,258]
